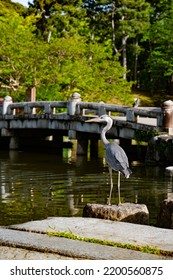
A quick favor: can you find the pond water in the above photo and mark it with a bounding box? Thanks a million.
[0,147,173,226]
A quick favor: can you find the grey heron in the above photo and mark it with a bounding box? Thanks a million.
[133,98,140,107]
[86,114,132,205]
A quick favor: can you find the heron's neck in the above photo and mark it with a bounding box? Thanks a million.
[101,120,112,146]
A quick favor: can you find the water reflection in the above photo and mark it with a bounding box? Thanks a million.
[0,149,173,226]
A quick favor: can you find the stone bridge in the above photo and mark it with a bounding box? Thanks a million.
[0,93,173,158]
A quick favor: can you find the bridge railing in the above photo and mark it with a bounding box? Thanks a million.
[78,101,162,125]
[1,93,173,133]
[6,101,68,115]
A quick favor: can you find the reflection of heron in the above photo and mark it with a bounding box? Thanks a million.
[86,115,132,205]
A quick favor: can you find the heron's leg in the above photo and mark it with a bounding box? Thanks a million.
[108,166,113,205]
[118,171,121,205]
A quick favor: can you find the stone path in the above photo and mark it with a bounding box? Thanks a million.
[0,217,173,260]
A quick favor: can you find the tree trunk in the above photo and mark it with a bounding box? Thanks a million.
[122,33,129,79]
[111,3,119,55]
[134,39,139,81]
[89,15,95,61]
[170,74,173,95]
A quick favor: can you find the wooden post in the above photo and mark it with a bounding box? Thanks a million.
[26,87,36,102]
[26,87,36,114]
[162,100,173,135]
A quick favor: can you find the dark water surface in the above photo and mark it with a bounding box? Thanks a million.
[0,148,173,226]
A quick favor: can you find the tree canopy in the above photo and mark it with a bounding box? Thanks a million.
[0,0,173,104]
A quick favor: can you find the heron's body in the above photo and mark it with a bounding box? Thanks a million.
[105,141,131,178]
[86,114,132,205]
[133,98,140,107]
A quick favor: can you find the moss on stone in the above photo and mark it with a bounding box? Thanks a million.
[47,230,173,257]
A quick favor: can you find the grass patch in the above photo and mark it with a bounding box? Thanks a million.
[131,89,172,107]
[47,229,173,257]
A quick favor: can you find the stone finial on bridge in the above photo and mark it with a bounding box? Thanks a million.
[98,101,106,116]
[126,108,137,122]
[67,92,81,115]
[2,96,13,115]
[162,100,173,135]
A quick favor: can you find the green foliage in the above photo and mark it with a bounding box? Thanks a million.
[115,0,151,37]
[35,37,132,103]
[1,0,173,103]
[139,0,173,93]
[0,7,38,99]
[0,5,132,103]
[28,0,87,40]
[147,10,173,89]
[0,0,27,14]
[134,129,159,143]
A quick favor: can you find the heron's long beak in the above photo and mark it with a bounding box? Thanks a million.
[85,117,102,123]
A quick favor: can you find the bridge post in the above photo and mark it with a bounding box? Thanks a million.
[68,92,81,115]
[9,136,19,150]
[126,108,137,122]
[76,134,99,157]
[90,136,99,158]
[162,100,173,135]
[98,101,106,116]
[2,96,13,115]
[119,138,132,158]
[76,132,88,155]
[52,133,63,155]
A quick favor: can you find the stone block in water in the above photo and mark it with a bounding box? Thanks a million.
[157,199,173,229]
[83,203,149,225]
[165,166,173,176]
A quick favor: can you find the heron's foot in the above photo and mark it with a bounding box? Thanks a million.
[107,198,111,206]
[107,200,111,206]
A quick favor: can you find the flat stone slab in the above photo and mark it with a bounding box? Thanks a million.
[0,245,74,260]
[9,217,173,254]
[83,203,149,224]
[0,228,164,260]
